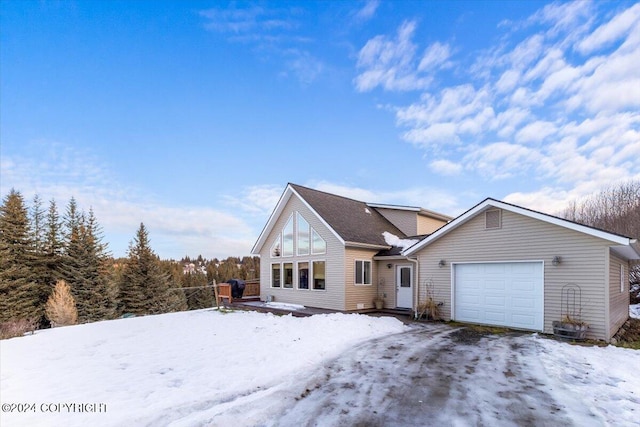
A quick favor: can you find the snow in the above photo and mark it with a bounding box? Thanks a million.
[382,231,419,250]
[0,309,406,427]
[630,304,640,319]
[2,309,640,426]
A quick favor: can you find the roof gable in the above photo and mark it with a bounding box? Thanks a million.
[403,198,639,259]
[251,183,408,254]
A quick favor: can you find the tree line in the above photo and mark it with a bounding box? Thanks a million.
[0,189,259,332]
[560,180,640,302]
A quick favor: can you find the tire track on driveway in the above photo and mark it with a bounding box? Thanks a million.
[271,324,597,427]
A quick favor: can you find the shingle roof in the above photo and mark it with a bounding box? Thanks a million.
[289,183,407,247]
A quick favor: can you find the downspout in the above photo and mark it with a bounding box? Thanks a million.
[407,257,419,320]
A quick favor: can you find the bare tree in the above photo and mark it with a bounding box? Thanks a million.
[561,180,640,302]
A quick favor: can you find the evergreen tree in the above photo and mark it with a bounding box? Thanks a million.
[43,199,64,286]
[29,195,54,312]
[119,223,182,315]
[61,201,116,323]
[0,190,43,323]
[183,271,213,310]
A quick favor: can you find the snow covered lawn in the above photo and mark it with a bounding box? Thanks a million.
[0,309,406,427]
[2,308,640,426]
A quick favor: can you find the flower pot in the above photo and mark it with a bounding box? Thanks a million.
[374,299,384,310]
[552,320,588,340]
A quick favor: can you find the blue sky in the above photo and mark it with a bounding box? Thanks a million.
[1,0,639,260]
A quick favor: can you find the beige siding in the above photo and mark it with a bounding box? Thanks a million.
[377,261,397,308]
[609,252,630,339]
[258,195,346,310]
[417,215,448,235]
[376,209,417,235]
[344,248,379,310]
[414,209,614,341]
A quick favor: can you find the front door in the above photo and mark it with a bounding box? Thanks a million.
[396,265,413,309]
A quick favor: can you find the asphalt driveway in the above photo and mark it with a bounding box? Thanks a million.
[269,323,602,427]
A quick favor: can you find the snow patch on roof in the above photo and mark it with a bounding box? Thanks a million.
[382,231,419,250]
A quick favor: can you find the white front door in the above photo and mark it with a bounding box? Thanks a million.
[396,265,413,309]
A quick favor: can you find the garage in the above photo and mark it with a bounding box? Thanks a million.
[454,262,544,331]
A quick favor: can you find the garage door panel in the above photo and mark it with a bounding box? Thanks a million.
[455,262,543,331]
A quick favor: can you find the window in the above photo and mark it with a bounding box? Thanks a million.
[355,260,372,285]
[485,209,501,229]
[621,264,625,293]
[312,261,325,290]
[298,262,309,289]
[271,263,281,288]
[283,263,293,288]
[270,235,281,257]
[283,215,294,257]
[297,213,310,255]
[312,229,326,254]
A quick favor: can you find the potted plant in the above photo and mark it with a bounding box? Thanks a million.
[553,315,589,340]
[553,284,589,341]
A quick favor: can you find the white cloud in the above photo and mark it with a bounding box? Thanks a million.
[354,20,436,92]
[577,3,640,54]
[354,0,380,22]
[418,42,452,72]
[0,141,258,260]
[429,159,462,176]
[362,2,639,210]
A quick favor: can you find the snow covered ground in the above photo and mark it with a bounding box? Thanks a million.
[1,308,639,427]
[630,303,640,319]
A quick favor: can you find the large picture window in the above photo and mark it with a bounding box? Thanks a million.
[283,263,293,288]
[270,235,281,257]
[312,229,326,254]
[298,262,309,290]
[312,261,325,290]
[297,213,310,256]
[282,215,294,257]
[271,263,281,288]
[355,260,372,285]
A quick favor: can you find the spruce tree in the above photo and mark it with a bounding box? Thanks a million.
[61,201,116,323]
[43,199,64,286]
[0,190,43,323]
[119,223,179,315]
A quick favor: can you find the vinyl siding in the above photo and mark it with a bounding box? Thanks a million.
[258,195,346,310]
[417,215,448,235]
[414,209,614,341]
[609,252,630,340]
[377,261,398,308]
[344,248,378,310]
[375,209,418,236]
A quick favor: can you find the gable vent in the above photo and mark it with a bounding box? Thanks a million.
[485,209,502,229]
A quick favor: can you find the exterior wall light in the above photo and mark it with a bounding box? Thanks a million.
[552,256,562,266]
[438,259,446,267]
[387,263,392,269]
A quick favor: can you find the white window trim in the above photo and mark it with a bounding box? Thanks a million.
[296,261,310,290]
[311,229,327,255]
[354,259,373,286]
[282,262,294,289]
[311,259,327,291]
[270,262,281,288]
[282,213,295,257]
[297,212,310,256]
[270,234,281,258]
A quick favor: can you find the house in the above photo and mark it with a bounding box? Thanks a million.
[251,183,640,341]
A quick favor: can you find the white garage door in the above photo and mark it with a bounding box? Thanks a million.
[454,262,543,331]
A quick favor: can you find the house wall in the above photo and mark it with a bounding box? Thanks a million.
[417,214,448,235]
[344,247,379,310]
[377,262,398,308]
[609,252,630,340]
[414,209,615,341]
[374,208,418,236]
[258,195,346,310]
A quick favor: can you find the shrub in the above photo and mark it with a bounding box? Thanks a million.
[45,280,78,327]
[0,318,37,340]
